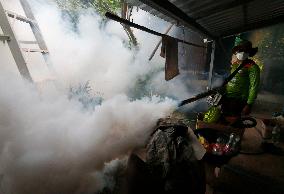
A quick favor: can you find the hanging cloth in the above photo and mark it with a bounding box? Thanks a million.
[160,35,179,81]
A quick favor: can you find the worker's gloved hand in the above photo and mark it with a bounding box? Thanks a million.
[242,104,251,115]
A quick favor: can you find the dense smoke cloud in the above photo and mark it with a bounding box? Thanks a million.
[0,74,176,193]
[0,0,201,193]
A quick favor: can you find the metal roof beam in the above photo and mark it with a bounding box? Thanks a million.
[220,15,284,38]
[139,0,215,39]
[195,0,254,20]
[242,3,248,27]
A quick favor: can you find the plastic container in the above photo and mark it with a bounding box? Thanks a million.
[194,128,240,167]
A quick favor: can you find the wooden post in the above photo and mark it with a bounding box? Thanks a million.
[208,41,215,89]
[148,23,174,61]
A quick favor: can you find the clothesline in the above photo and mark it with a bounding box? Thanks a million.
[105,12,206,48]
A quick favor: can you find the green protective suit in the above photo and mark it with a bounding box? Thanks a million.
[225,59,260,105]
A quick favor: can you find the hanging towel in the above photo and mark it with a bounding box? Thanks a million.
[160,35,179,81]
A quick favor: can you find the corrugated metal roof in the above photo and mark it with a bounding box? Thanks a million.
[127,0,284,39]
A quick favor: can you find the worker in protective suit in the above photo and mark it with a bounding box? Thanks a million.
[222,38,260,116]
[203,38,260,123]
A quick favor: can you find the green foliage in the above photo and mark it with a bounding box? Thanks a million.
[54,0,121,15]
[89,0,121,15]
[248,24,284,94]
[127,67,163,99]
[128,73,153,99]
[237,26,284,72]
[53,0,138,48]
[254,25,284,61]
[54,0,89,30]
[68,81,103,111]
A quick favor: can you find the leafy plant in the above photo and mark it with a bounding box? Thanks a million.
[53,0,138,48]
[68,81,103,111]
